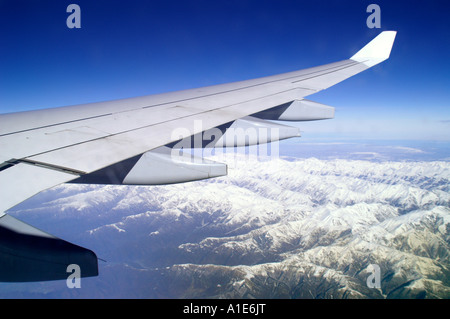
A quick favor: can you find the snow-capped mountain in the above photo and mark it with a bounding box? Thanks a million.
[4,153,450,298]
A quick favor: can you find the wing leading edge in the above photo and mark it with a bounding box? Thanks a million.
[0,31,396,282]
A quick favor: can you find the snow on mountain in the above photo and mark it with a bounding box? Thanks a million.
[5,153,450,298]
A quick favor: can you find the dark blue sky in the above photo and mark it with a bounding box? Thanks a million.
[1,0,449,140]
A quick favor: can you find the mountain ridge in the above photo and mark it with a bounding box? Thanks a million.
[5,154,450,298]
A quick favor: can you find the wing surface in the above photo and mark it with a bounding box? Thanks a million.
[0,31,396,281]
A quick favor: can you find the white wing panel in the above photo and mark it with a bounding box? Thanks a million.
[0,163,76,214]
[0,103,198,163]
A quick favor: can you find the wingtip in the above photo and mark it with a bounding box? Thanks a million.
[351,31,397,67]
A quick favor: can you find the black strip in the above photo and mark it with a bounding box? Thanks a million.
[0,158,85,176]
[19,159,86,175]
[0,162,15,172]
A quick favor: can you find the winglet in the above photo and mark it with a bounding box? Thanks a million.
[351,31,397,67]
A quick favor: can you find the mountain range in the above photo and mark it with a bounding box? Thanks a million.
[2,152,449,298]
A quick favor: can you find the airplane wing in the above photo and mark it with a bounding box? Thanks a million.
[0,31,397,282]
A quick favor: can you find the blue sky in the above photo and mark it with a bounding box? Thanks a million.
[1,0,450,298]
[1,0,449,141]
